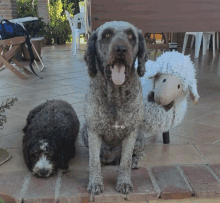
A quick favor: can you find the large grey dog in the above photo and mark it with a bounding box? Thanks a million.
[82,21,147,195]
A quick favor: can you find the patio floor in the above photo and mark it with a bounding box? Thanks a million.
[1,44,220,202]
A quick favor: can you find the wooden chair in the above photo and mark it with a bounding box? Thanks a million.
[0,36,32,79]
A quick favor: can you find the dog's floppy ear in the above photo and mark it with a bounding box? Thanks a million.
[84,31,98,77]
[137,30,148,77]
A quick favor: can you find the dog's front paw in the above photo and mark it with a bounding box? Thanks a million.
[116,178,133,194]
[88,178,104,195]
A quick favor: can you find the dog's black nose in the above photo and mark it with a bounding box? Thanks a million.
[114,45,127,54]
[39,168,49,176]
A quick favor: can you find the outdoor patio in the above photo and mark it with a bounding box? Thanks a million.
[1,44,220,203]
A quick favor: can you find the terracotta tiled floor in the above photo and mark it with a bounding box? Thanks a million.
[1,44,220,202]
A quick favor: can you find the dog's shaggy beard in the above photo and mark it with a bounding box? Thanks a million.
[32,154,54,178]
[30,140,57,178]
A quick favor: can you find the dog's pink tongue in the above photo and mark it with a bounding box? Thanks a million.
[111,64,125,85]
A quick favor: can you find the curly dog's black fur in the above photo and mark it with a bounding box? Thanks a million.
[22,99,80,177]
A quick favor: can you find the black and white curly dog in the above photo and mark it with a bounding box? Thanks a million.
[22,99,80,178]
[82,21,148,195]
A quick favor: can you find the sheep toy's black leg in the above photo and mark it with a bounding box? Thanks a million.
[163,131,170,144]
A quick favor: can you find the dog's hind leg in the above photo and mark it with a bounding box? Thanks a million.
[81,123,89,148]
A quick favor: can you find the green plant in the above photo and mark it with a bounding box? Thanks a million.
[0,98,18,130]
[16,0,46,38]
[48,0,73,44]
[17,0,38,18]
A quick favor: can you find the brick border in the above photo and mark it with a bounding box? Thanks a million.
[2,164,220,202]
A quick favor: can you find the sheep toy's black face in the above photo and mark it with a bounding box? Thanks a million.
[29,140,58,178]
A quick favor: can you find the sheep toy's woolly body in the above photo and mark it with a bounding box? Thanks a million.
[136,51,199,135]
[144,92,187,134]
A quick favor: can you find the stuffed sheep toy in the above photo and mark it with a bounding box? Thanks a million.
[136,51,200,144]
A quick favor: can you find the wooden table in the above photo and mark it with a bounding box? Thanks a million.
[9,17,38,24]
[87,0,220,33]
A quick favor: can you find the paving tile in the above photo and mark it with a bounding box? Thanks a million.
[47,85,77,95]
[151,165,192,199]
[21,89,59,101]
[59,78,89,86]
[26,81,67,91]
[0,95,29,104]
[0,149,27,173]
[58,72,88,79]
[0,194,16,203]
[59,169,90,203]
[0,82,22,89]
[0,78,8,89]
[0,170,29,202]
[69,147,89,170]
[51,94,84,105]
[188,92,220,112]
[66,91,86,102]
[181,165,220,198]
[181,108,210,124]
[23,173,59,203]
[76,129,86,147]
[0,86,36,97]
[194,112,220,128]
[0,116,26,135]
[171,122,220,144]
[144,133,202,145]
[0,133,23,149]
[4,102,36,117]
[142,145,206,168]
[3,111,27,118]
[209,165,220,180]
[60,167,158,202]
[195,145,220,164]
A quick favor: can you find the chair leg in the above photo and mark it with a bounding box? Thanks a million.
[11,58,32,75]
[182,34,189,54]
[213,33,216,57]
[203,34,208,56]
[76,33,80,49]
[0,55,27,79]
[217,32,219,50]
[190,35,195,48]
[195,32,203,58]
[31,44,45,71]
[163,131,170,144]
[72,33,76,55]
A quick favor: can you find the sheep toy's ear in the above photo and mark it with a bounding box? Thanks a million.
[149,73,161,79]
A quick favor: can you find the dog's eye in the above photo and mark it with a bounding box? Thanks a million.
[128,34,133,39]
[105,33,111,38]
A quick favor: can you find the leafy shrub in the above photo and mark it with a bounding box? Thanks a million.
[0,98,18,130]
[16,0,46,38]
[48,0,73,44]
[16,0,82,45]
